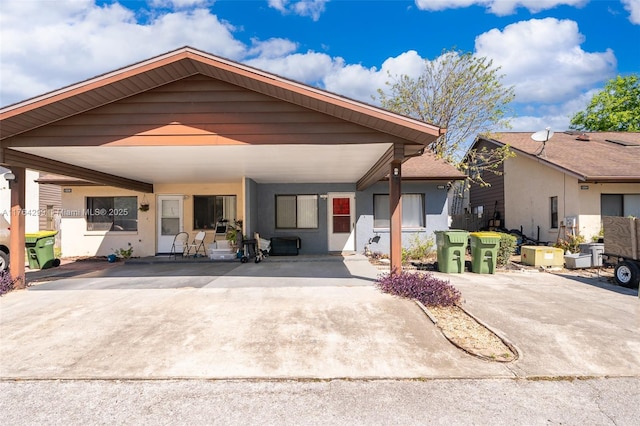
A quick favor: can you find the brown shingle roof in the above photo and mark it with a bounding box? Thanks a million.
[480,131,640,182]
[388,151,466,180]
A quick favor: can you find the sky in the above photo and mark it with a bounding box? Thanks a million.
[1,0,639,133]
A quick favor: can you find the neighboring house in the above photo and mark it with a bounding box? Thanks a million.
[467,131,640,244]
[0,167,48,233]
[1,47,464,261]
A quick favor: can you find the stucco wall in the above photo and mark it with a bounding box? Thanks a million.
[60,182,243,257]
[254,182,355,254]
[504,154,640,243]
[577,182,640,240]
[0,169,41,233]
[357,181,450,255]
[59,180,454,257]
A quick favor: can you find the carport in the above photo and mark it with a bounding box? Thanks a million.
[0,47,446,284]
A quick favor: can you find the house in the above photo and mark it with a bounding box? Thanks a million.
[0,46,464,280]
[467,131,640,244]
[0,168,47,233]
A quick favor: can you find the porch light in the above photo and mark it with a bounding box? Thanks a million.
[393,167,399,176]
[3,172,16,182]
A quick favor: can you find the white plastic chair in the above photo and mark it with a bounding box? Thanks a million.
[187,231,207,257]
[170,232,189,259]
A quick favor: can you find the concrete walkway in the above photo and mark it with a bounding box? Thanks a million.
[1,257,639,380]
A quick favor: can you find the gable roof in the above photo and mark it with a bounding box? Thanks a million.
[478,131,640,183]
[0,46,443,143]
[1,46,451,192]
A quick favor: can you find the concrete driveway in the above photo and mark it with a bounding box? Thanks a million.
[1,257,639,380]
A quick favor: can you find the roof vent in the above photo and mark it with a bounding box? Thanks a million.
[576,133,590,141]
[605,139,640,147]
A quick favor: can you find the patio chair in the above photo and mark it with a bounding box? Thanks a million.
[170,232,189,259]
[186,231,207,257]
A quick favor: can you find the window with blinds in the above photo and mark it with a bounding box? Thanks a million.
[276,194,318,229]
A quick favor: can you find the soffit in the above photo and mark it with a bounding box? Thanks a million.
[13,144,391,184]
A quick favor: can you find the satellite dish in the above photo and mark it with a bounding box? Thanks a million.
[531,127,554,156]
[531,128,554,142]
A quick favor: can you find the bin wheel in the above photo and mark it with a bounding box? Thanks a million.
[614,261,640,289]
[240,256,248,264]
[0,251,8,270]
[52,258,61,268]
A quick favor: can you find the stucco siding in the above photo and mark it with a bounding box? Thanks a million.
[504,154,572,243]
[60,182,243,257]
[254,183,355,254]
[357,181,450,255]
[504,154,640,243]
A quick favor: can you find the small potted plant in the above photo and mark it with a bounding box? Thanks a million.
[139,195,150,212]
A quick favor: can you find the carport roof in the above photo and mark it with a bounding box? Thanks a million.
[1,46,452,192]
[0,46,443,143]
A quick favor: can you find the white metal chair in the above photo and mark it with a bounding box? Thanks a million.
[170,232,189,259]
[187,231,207,257]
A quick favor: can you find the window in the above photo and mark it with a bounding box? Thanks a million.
[472,205,484,217]
[373,194,425,228]
[86,196,137,231]
[193,195,237,230]
[276,194,318,229]
[550,196,558,229]
[601,194,640,217]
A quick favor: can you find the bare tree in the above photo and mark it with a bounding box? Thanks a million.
[377,50,515,186]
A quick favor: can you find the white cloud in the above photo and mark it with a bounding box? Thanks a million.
[474,18,616,103]
[150,0,213,8]
[622,0,640,24]
[505,89,598,131]
[322,51,425,103]
[0,2,245,106]
[415,0,588,15]
[267,0,328,21]
[247,38,299,59]
[246,51,340,84]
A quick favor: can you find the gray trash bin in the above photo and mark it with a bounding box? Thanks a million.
[579,242,604,267]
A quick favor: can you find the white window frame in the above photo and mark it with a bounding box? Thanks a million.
[373,193,425,230]
[276,194,318,229]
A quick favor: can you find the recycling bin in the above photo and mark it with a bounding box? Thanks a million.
[470,232,501,274]
[25,231,59,270]
[435,230,469,273]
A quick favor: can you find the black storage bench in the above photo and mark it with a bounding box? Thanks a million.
[270,236,301,256]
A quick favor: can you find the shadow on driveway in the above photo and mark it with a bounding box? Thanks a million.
[26,256,378,291]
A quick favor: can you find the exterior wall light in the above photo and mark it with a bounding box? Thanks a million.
[3,172,16,183]
[393,167,399,176]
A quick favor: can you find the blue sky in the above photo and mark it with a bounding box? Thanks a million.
[1,0,639,132]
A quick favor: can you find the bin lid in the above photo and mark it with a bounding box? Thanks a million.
[470,231,501,243]
[471,232,501,239]
[25,230,58,243]
[444,230,469,244]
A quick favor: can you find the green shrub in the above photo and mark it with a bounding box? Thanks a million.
[402,234,435,264]
[497,233,517,267]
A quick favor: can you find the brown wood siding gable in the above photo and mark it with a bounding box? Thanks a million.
[469,140,506,227]
[7,75,399,148]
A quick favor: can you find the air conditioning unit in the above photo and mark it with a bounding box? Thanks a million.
[564,216,577,228]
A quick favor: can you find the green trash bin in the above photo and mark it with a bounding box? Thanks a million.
[470,232,501,274]
[435,230,469,273]
[25,231,59,270]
